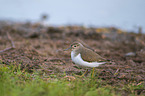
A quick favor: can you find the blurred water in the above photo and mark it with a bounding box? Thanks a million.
[0,0,145,33]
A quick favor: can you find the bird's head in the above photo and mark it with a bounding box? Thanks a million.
[64,42,83,51]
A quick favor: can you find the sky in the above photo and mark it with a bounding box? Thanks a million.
[0,0,145,32]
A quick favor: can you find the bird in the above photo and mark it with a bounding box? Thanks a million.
[64,42,107,77]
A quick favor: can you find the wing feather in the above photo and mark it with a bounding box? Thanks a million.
[80,48,106,62]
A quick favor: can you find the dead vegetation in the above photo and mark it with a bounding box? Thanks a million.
[0,21,145,95]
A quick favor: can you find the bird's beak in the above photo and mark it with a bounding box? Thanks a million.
[64,46,72,51]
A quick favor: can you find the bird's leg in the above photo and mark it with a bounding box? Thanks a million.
[81,69,88,77]
[91,67,95,78]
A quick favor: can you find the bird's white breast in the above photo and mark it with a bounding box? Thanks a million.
[71,51,106,68]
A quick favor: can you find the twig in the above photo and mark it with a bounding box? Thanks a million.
[47,58,71,61]
[114,68,119,75]
[99,65,130,69]
[0,32,15,53]
[6,32,15,48]
[0,47,13,53]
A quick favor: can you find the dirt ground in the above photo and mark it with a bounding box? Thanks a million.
[0,21,145,95]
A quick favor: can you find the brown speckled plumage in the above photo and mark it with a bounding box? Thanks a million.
[70,42,106,62]
[73,46,106,62]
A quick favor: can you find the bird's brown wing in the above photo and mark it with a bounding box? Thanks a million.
[80,48,106,62]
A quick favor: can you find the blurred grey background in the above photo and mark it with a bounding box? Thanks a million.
[0,0,145,33]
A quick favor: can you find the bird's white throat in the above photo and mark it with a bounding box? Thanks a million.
[71,51,106,68]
